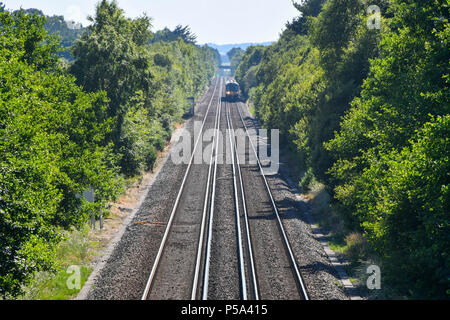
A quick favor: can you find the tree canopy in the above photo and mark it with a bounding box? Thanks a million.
[235,0,449,298]
[227,47,245,74]
[152,25,198,44]
[0,7,122,297]
[0,0,218,297]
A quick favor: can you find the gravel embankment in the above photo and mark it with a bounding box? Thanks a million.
[236,102,349,300]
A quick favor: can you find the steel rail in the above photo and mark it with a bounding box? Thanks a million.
[235,102,310,300]
[191,79,223,300]
[224,100,248,300]
[141,78,221,300]
[227,101,259,300]
[201,80,225,300]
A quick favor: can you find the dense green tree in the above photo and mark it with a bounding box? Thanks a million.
[70,0,155,174]
[0,8,121,297]
[70,0,153,117]
[152,25,197,44]
[1,8,60,71]
[325,0,449,297]
[304,0,385,182]
[235,0,449,298]
[71,1,218,176]
[235,45,265,100]
[286,0,325,35]
[11,8,85,61]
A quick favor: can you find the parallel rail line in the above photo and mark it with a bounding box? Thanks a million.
[233,101,310,300]
[141,77,309,301]
[141,78,221,300]
[197,78,223,300]
[226,100,259,300]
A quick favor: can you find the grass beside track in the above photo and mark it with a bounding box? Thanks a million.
[19,226,96,300]
[303,181,404,299]
[17,118,185,300]
[18,171,157,300]
[278,140,400,299]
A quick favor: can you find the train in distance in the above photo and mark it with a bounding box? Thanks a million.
[223,80,241,102]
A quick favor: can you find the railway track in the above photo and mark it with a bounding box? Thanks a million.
[224,99,258,300]
[141,77,309,300]
[229,100,309,300]
[141,77,222,300]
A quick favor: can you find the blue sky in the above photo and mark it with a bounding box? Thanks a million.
[2,0,300,44]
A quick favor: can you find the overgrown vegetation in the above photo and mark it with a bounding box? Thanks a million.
[15,8,86,61]
[236,0,449,299]
[0,0,218,298]
[19,227,95,300]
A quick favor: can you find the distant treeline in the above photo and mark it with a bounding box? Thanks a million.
[13,8,85,61]
[227,47,245,74]
[208,42,273,55]
[235,0,449,299]
[0,0,218,297]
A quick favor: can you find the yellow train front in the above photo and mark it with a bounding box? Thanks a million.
[224,81,240,102]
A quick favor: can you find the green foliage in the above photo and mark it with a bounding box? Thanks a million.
[286,0,325,35]
[152,25,197,44]
[300,168,316,192]
[235,45,265,100]
[336,116,449,298]
[148,40,219,117]
[0,8,122,297]
[0,1,218,298]
[236,0,449,298]
[310,0,364,70]
[0,8,60,71]
[17,8,86,61]
[70,0,154,176]
[70,0,153,121]
[119,92,159,174]
[71,0,218,176]
[324,0,449,298]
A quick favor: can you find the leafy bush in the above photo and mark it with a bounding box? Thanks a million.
[347,116,449,298]
[300,168,315,192]
[0,0,219,298]
[325,0,449,298]
[235,0,449,298]
[344,233,368,262]
[71,1,218,176]
[0,8,121,297]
